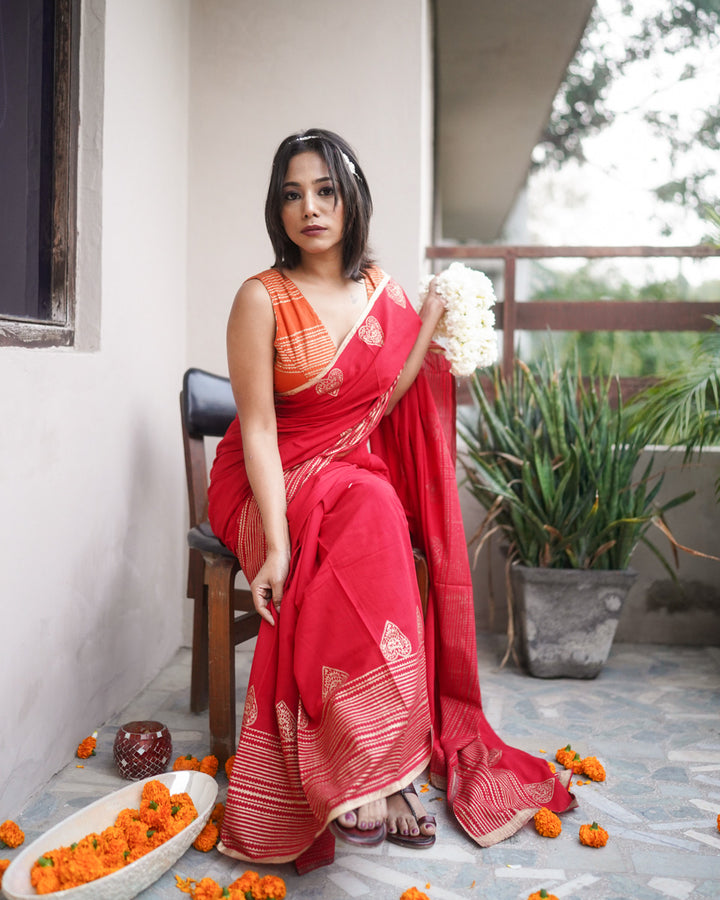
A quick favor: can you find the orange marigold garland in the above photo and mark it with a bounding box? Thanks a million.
[399,889,431,900]
[581,756,606,781]
[0,820,25,849]
[173,754,201,771]
[717,812,720,833]
[225,755,236,778]
[76,732,98,759]
[0,858,10,888]
[533,807,562,838]
[29,780,198,893]
[579,821,609,847]
[528,891,559,900]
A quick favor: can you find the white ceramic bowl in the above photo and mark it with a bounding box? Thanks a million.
[2,771,218,900]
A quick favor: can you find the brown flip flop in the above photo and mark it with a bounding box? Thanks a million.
[385,783,436,849]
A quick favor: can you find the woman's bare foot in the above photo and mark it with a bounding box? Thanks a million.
[330,797,388,846]
[386,784,436,847]
[336,798,387,831]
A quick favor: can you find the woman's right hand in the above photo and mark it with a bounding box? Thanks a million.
[250,547,291,626]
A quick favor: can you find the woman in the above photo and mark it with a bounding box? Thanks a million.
[208,129,574,873]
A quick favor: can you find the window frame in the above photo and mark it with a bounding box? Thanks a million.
[0,0,79,349]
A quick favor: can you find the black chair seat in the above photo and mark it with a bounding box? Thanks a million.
[187,521,235,558]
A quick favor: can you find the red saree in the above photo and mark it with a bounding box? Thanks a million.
[208,273,574,869]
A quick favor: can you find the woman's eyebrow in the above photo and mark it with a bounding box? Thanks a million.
[283,176,333,188]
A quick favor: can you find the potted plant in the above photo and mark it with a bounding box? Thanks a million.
[459,344,694,678]
[630,315,720,492]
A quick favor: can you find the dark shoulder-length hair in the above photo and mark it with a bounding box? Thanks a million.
[265,129,374,280]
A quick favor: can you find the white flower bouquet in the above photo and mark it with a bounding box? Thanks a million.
[419,262,499,377]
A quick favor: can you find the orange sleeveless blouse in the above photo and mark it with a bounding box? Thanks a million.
[250,266,384,394]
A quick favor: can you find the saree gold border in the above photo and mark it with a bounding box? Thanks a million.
[217,754,432,866]
[447,765,573,848]
[277,271,391,398]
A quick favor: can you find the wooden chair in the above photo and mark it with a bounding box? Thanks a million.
[180,367,261,762]
[180,367,430,763]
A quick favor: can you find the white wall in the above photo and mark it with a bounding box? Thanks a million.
[0,0,433,819]
[0,0,191,816]
[186,0,434,372]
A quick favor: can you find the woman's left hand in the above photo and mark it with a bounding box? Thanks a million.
[420,277,446,325]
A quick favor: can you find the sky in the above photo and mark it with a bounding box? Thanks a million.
[525,0,720,281]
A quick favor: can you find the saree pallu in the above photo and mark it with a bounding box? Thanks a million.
[208,274,574,868]
[370,362,575,844]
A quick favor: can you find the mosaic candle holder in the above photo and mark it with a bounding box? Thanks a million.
[113,720,172,780]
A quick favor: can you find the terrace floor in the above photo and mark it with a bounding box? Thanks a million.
[7,634,720,900]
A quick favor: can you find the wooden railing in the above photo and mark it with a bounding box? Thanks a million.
[426,245,720,386]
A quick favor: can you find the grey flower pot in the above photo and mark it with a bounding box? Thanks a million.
[510,565,638,679]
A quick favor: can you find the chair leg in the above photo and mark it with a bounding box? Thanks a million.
[206,553,240,764]
[413,548,429,618]
[188,549,209,713]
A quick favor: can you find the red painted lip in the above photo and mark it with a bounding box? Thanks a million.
[301,225,326,235]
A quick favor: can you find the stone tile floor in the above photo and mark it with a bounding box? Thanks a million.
[5,635,720,900]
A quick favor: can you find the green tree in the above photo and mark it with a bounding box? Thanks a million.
[525,263,699,376]
[630,215,720,466]
[533,1,720,229]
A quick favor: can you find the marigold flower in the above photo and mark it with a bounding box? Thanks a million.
[141,780,172,807]
[547,761,556,774]
[533,807,562,838]
[554,744,575,768]
[199,755,219,777]
[229,870,260,894]
[0,859,10,888]
[193,876,224,899]
[399,889,431,900]
[255,874,287,899]
[717,813,720,833]
[169,792,198,832]
[579,821,609,847]
[528,891,559,900]
[76,734,97,759]
[97,825,129,871]
[63,845,107,885]
[173,754,200,771]
[568,752,584,774]
[29,780,198,890]
[74,831,102,855]
[581,756,606,781]
[211,802,225,826]
[0,820,24,848]
[31,858,62,895]
[225,755,235,778]
[192,821,219,852]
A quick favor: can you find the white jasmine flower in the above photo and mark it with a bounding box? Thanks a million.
[419,262,499,377]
